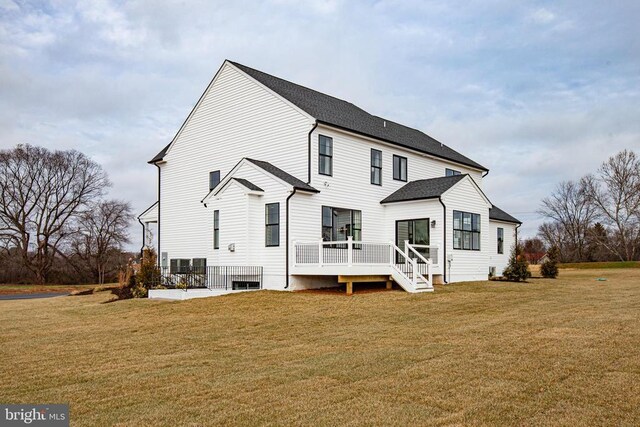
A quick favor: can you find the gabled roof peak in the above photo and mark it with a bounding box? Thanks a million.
[229,60,488,171]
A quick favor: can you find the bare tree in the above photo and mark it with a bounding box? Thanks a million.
[522,237,546,264]
[538,222,568,262]
[0,144,109,283]
[70,200,132,284]
[582,150,640,261]
[538,180,596,262]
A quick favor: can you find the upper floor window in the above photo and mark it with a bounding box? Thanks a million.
[265,203,280,247]
[393,155,407,181]
[446,168,461,177]
[497,227,504,254]
[371,149,382,185]
[319,135,333,176]
[453,210,481,251]
[213,210,220,249]
[209,170,220,190]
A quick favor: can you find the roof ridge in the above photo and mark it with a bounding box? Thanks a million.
[228,60,367,108]
[229,60,443,141]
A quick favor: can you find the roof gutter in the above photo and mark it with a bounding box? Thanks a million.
[137,216,146,258]
[438,196,448,284]
[307,121,318,184]
[154,163,161,267]
[316,120,488,173]
[285,188,298,289]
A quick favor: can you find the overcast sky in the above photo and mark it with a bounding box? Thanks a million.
[1,0,639,250]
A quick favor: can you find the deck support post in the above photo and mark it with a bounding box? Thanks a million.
[386,280,392,290]
[346,281,353,296]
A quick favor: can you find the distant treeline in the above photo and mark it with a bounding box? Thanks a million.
[0,144,134,284]
[536,149,640,263]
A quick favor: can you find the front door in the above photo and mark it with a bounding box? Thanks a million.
[396,219,430,262]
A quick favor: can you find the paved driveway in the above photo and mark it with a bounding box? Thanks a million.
[0,292,67,300]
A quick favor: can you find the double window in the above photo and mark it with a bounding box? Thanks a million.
[265,203,280,247]
[453,211,481,251]
[371,149,382,185]
[209,170,220,190]
[393,155,407,181]
[213,210,220,249]
[497,227,504,254]
[446,168,461,176]
[322,206,361,242]
[319,135,333,176]
[170,258,206,274]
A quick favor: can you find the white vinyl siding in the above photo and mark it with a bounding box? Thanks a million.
[155,63,498,290]
[158,62,312,268]
[441,177,492,282]
[290,125,484,286]
[489,221,517,277]
[206,162,289,289]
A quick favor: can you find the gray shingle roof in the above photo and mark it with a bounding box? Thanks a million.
[231,177,263,192]
[230,61,488,171]
[380,175,466,204]
[245,158,319,193]
[489,205,521,224]
[149,142,170,163]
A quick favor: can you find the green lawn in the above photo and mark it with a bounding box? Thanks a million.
[1,269,639,426]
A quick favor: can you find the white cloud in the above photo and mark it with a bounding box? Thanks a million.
[1,0,639,247]
[529,8,556,24]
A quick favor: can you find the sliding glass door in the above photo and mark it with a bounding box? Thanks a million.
[396,219,430,262]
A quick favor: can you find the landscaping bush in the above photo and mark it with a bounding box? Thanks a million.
[118,248,160,299]
[503,244,531,282]
[541,246,559,278]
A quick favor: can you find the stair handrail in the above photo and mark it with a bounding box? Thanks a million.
[389,242,415,284]
[405,241,433,288]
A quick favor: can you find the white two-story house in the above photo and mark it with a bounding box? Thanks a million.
[139,60,521,298]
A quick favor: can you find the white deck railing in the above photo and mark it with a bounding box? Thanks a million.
[293,237,438,291]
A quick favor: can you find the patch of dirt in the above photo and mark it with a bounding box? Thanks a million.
[295,282,396,296]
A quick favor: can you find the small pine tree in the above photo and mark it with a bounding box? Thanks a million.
[540,246,559,279]
[503,244,531,282]
[134,248,161,297]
